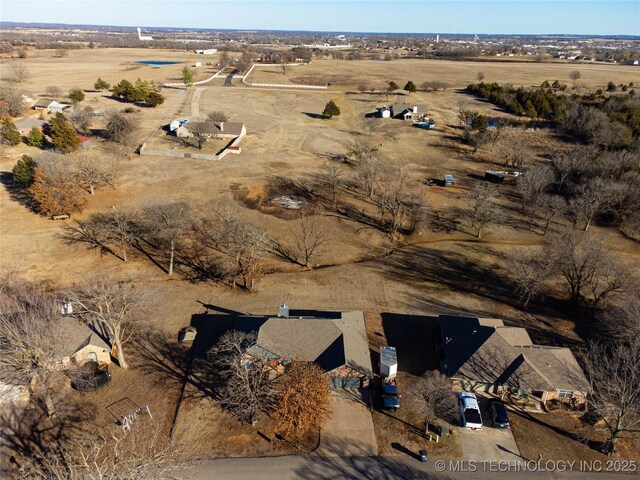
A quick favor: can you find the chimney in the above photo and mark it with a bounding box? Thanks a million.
[278,303,289,318]
[219,121,224,132]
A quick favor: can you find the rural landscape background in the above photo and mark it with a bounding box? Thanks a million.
[0,4,639,478]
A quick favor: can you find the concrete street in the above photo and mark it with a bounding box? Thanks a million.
[182,455,637,480]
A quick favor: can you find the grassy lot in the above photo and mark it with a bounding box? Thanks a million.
[510,410,640,462]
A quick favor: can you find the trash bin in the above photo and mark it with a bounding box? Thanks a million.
[419,450,428,462]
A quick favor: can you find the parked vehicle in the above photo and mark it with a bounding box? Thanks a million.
[380,346,400,411]
[489,401,510,428]
[444,174,455,186]
[419,450,428,462]
[458,392,482,429]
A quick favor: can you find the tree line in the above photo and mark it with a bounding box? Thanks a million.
[465,81,638,149]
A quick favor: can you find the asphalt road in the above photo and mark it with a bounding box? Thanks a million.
[181,456,638,480]
[224,69,239,86]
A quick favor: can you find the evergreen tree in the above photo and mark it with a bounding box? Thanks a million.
[182,67,194,87]
[322,100,341,119]
[49,113,80,153]
[112,79,137,102]
[524,100,538,118]
[146,91,165,107]
[387,81,399,92]
[68,89,85,104]
[12,154,36,187]
[404,81,417,93]
[1,118,21,146]
[25,127,44,147]
[94,78,110,91]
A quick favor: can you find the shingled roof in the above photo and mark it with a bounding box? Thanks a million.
[235,311,373,378]
[58,317,110,357]
[440,315,587,392]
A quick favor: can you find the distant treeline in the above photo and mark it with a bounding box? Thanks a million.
[466,82,639,148]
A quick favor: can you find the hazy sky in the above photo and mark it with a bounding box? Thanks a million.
[1,1,638,35]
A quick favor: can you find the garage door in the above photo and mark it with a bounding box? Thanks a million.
[331,377,361,389]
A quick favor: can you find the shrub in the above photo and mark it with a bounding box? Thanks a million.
[322,100,340,119]
[94,78,110,91]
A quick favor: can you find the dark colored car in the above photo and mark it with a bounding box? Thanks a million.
[489,401,510,428]
[419,450,428,462]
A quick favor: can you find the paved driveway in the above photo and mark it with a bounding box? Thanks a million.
[313,390,378,457]
[458,396,522,461]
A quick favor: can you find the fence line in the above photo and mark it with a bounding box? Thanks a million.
[163,68,225,88]
[139,130,247,161]
[242,63,327,90]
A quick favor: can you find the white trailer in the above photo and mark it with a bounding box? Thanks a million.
[380,346,398,378]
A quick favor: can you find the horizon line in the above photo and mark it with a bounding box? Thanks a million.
[1,20,638,39]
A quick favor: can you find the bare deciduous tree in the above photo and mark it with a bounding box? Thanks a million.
[208,330,275,425]
[355,156,382,198]
[6,416,182,479]
[505,249,550,309]
[600,297,640,344]
[346,140,377,167]
[7,62,30,83]
[375,169,423,237]
[410,371,458,432]
[207,111,228,123]
[583,339,640,454]
[68,277,148,370]
[0,86,25,117]
[465,183,497,238]
[0,281,65,415]
[568,178,622,231]
[504,141,533,170]
[104,110,140,145]
[545,229,634,306]
[73,150,120,195]
[273,209,327,268]
[534,193,566,235]
[197,205,269,290]
[68,106,94,135]
[516,163,554,212]
[186,121,213,150]
[45,85,63,98]
[274,361,330,435]
[143,201,192,275]
[319,161,344,206]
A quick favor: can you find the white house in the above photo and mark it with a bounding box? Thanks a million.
[195,49,217,55]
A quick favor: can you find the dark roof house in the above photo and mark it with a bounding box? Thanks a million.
[390,103,429,120]
[439,315,587,401]
[58,317,111,368]
[235,310,373,387]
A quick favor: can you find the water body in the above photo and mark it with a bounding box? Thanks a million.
[487,117,554,130]
[135,60,181,66]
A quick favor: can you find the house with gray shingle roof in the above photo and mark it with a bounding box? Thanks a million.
[235,310,373,389]
[439,315,587,405]
[57,317,111,369]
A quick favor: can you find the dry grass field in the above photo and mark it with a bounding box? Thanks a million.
[1,48,639,460]
[248,58,640,90]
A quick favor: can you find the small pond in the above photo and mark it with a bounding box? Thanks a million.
[135,60,181,66]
